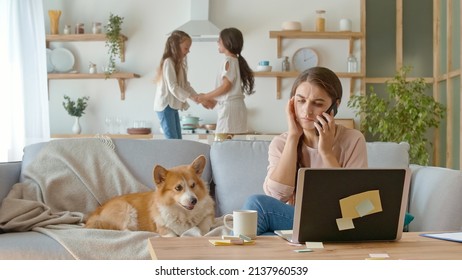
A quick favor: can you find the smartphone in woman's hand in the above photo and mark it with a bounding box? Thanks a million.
[315,102,338,136]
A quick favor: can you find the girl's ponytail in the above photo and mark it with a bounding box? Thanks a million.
[237,54,255,95]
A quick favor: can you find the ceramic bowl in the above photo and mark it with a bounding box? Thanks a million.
[282,21,302,31]
[256,65,272,72]
[127,128,151,135]
[204,123,216,130]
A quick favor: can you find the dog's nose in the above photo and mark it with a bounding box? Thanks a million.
[190,198,197,205]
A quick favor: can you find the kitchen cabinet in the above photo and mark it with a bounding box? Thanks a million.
[46,34,140,100]
[255,2,366,100]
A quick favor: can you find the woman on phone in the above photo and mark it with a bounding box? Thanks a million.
[243,66,368,235]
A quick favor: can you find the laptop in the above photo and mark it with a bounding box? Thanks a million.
[275,168,411,243]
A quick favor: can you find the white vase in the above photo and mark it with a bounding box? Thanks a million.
[72,117,82,134]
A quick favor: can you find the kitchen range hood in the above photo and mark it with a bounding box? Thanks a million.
[173,0,220,42]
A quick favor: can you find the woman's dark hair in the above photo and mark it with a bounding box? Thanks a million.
[291,67,343,171]
[290,66,342,103]
[220,27,255,95]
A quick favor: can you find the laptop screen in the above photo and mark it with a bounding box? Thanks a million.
[292,168,411,243]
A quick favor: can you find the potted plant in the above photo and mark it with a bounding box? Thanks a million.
[62,95,90,134]
[104,13,124,76]
[348,66,446,165]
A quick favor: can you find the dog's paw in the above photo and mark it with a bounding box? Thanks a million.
[158,227,178,237]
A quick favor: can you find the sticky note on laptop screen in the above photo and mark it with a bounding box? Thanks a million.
[336,217,355,231]
[339,190,383,219]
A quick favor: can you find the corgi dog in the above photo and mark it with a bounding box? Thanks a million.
[85,155,215,236]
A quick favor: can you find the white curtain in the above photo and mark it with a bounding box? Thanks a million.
[0,0,50,162]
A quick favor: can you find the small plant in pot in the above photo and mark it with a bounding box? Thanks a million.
[105,13,124,76]
[348,66,445,165]
[63,95,90,134]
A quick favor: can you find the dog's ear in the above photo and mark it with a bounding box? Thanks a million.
[190,155,206,176]
[153,165,168,187]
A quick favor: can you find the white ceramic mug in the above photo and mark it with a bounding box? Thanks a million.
[223,210,258,239]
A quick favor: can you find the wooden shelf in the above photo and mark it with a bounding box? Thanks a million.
[254,71,364,78]
[46,33,139,100]
[46,33,128,42]
[260,30,366,99]
[46,33,127,62]
[269,31,363,58]
[254,71,364,99]
[48,72,140,100]
[269,30,364,39]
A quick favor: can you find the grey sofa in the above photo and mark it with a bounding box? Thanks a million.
[0,139,461,259]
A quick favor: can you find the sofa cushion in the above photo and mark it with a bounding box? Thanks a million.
[20,139,212,189]
[366,142,410,168]
[0,231,73,259]
[408,165,462,232]
[211,140,411,216]
[20,142,48,182]
[211,140,270,216]
[0,162,21,203]
[113,139,212,188]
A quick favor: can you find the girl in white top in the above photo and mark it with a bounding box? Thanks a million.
[195,28,254,137]
[154,30,212,139]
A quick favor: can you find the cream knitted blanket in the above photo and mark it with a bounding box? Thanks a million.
[0,138,228,259]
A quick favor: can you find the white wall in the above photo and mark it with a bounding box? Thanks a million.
[44,0,361,135]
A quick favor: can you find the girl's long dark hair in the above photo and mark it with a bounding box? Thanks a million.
[155,30,191,83]
[220,28,255,95]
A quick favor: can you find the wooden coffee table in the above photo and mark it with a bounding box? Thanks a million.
[148,232,462,260]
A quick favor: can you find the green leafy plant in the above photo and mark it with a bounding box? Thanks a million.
[348,66,445,165]
[105,13,124,75]
[62,95,89,117]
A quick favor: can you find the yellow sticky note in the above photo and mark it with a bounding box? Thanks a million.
[336,217,355,231]
[209,239,255,246]
[305,242,324,249]
[339,190,382,219]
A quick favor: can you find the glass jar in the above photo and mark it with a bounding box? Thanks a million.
[92,22,102,34]
[63,24,71,35]
[75,23,84,34]
[347,54,358,72]
[315,10,326,32]
[89,62,97,74]
[282,56,290,72]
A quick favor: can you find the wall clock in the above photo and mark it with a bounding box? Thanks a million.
[292,47,319,72]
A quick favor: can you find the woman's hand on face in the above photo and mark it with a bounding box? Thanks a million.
[287,97,303,138]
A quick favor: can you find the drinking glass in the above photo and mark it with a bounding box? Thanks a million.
[104,117,113,133]
[115,117,122,134]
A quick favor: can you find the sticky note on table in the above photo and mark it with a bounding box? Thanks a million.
[305,242,324,249]
[294,248,313,253]
[366,253,390,260]
[209,239,255,246]
[369,253,389,258]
